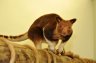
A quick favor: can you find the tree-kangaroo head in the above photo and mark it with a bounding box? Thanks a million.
[56,18,76,42]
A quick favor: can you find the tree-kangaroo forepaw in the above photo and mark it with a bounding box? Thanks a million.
[56,49,65,56]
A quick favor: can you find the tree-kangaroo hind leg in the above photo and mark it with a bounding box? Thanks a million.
[28,27,43,49]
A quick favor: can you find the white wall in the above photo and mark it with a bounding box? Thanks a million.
[0,0,95,59]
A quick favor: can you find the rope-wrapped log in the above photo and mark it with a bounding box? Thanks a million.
[0,38,96,63]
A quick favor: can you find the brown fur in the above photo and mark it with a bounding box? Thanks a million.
[28,13,76,49]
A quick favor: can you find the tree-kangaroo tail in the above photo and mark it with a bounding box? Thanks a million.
[0,32,28,42]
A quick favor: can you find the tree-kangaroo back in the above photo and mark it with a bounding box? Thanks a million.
[0,13,63,42]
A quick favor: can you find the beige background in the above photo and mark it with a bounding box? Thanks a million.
[93,0,96,60]
[0,0,95,60]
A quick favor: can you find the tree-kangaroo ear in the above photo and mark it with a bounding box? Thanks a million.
[70,18,77,24]
[56,17,62,23]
